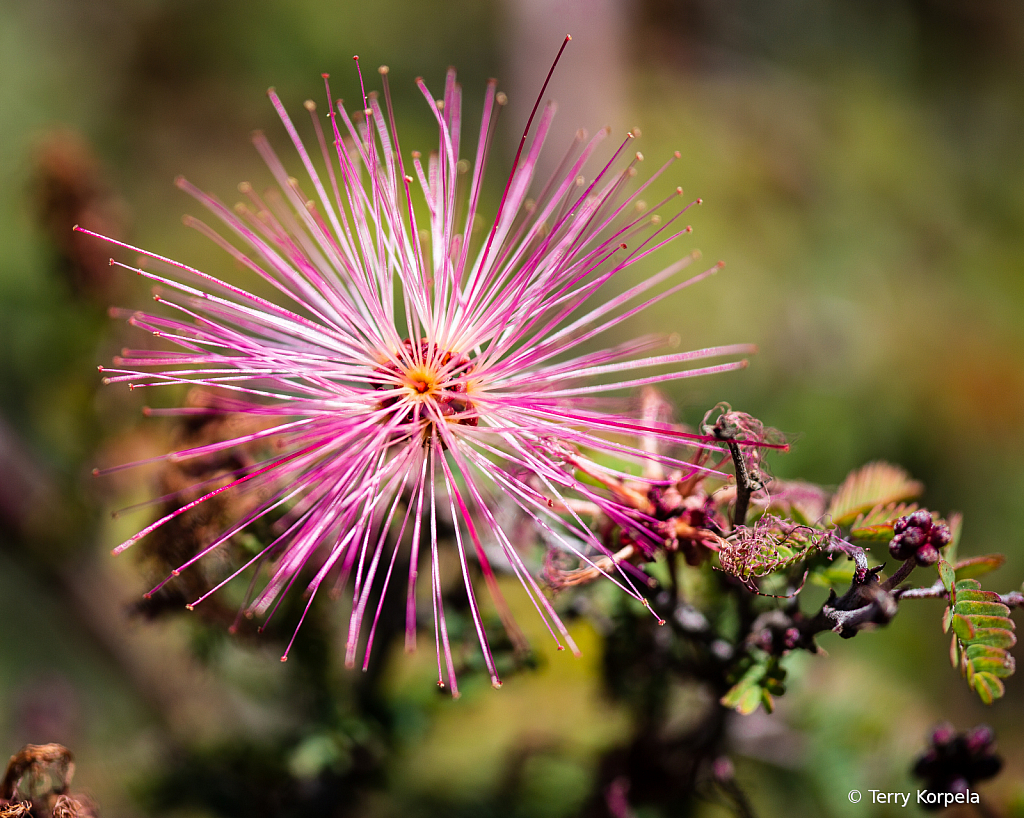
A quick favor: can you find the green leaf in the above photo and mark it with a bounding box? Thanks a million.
[953,554,1006,581]
[735,685,764,715]
[828,462,923,527]
[970,628,1017,649]
[955,590,1000,606]
[938,560,956,598]
[966,643,1010,660]
[951,614,976,641]
[955,578,983,592]
[953,614,1013,632]
[720,654,789,716]
[949,634,960,668]
[967,654,1015,678]
[955,599,1011,618]
[971,672,1005,705]
[942,606,953,634]
[720,662,765,711]
[951,593,1017,703]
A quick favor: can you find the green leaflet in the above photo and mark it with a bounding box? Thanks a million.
[735,685,765,716]
[966,655,1015,678]
[966,643,1011,660]
[956,586,993,599]
[720,653,786,716]
[938,560,956,598]
[968,628,1017,649]
[954,599,1010,618]
[970,672,1005,705]
[950,614,975,641]
[963,615,1014,631]
[720,661,767,715]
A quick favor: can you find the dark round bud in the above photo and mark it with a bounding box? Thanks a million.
[900,526,927,548]
[930,723,956,747]
[889,534,914,561]
[929,522,951,549]
[907,510,933,529]
[784,627,800,650]
[965,725,995,755]
[712,756,735,781]
[916,544,940,567]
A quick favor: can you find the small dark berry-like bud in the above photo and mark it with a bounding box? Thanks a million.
[907,510,933,529]
[889,534,914,561]
[892,511,939,562]
[900,526,927,548]
[931,723,956,747]
[929,522,951,549]
[712,756,735,781]
[913,722,1003,810]
[965,725,995,754]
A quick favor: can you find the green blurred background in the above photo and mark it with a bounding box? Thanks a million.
[1,0,1023,815]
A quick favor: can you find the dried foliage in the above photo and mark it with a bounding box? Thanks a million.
[31,131,125,299]
[0,745,96,818]
[715,516,828,588]
[133,388,277,628]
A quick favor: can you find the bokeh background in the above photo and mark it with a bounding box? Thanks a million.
[2,0,1024,815]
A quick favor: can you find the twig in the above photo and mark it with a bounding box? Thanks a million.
[727,440,754,528]
[881,558,917,591]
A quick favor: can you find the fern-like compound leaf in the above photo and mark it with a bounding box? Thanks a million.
[947,578,1017,704]
[828,462,923,527]
[849,501,919,541]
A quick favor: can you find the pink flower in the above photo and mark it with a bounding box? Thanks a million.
[81,42,754,695]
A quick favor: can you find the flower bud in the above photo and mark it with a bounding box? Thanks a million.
[906,510,933,529]
[900,526,927,548]
[929,522,951,549]
[965,725,995,755]
[930,722,956,747]
[889,533,916,561]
